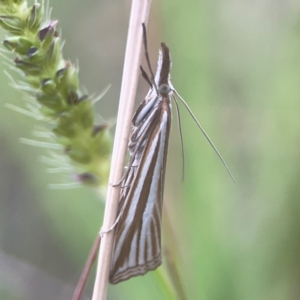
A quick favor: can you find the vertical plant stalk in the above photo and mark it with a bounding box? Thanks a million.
[91,0,152,299]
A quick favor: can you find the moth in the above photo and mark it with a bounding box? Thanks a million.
[109,24,234,284]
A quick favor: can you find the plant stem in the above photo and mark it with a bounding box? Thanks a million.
[72,235,101,300]
[91,1,152,299]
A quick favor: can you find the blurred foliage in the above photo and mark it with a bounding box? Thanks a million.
[1,0,300,300]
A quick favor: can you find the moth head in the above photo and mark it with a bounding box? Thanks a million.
[159,83,170,96]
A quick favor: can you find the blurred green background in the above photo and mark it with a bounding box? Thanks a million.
[1,0,300,299]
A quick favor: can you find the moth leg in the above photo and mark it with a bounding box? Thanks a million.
[99,213,121,237]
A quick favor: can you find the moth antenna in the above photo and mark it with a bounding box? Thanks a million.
[140,65,152,87]
[142,23,158,94]
[172,95,185,181]
[173,89,236,183]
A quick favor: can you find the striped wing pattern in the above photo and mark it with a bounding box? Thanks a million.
[109,43,173,284]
